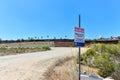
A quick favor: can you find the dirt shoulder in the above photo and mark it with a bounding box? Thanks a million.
[44,47,89,80]
[0,47,78,80]
[45,57,78,80]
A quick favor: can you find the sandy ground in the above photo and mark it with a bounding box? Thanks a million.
[0,47,88,80]
[0,47,87,80]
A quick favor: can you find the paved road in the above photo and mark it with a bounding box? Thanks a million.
[0,47,78,80]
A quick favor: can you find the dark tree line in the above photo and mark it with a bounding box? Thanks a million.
[0,36,72,43]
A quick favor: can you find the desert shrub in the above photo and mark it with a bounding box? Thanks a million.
[92,44,109,54]
[85,48,96,57]
[112,65,120,80]
[0,46,8,50]
[94,52,116,77]
[106,45,118,56]
[81,48,97,66]
[42,46,51,50]
[98,61,116,78]
[81,43,120,78]
[81,48,96,60]
[0,46,51,56]
[7,47,26,53]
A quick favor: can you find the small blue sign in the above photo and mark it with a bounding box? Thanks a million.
[74,42,85,47]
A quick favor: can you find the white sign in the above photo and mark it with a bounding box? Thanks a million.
[74,27,85,46]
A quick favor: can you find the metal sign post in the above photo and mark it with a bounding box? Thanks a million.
[74,15,85,80]
[78,15,81,80]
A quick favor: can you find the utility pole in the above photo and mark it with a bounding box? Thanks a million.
[78,15,81,80]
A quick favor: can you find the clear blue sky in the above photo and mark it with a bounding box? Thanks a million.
[0,0,120,40]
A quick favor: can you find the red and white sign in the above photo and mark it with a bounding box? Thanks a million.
[75,27,84,33]
[74,27,85,46]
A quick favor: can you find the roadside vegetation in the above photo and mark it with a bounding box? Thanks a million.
[42,46,51,50]
[0,46,51,56]
[44,57,78,80]
[81,43,120,80]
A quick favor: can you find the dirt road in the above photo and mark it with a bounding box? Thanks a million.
[0,47,86,80]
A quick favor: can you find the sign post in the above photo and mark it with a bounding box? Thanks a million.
[74,15,85,80]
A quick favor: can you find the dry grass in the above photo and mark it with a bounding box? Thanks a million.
[0,46,51,56]
[44,57,78,80]
[43,47,98,80]
[44,57,99,80]
[81,65,99,75]
[50,60,78,80]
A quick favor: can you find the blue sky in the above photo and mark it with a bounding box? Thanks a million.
[0,0,120,40]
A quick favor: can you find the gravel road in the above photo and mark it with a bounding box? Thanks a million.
[0,47,82,80]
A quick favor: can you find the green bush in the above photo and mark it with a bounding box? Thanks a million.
[81,48,96,60]
[86,48,96,57]
[81,43,120,78]
[0,46,8,50]
[42,46,51,50]
[98,60,116,78]
[92,44,108,54]
[112,64,120,80]
[80,48,97,66]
